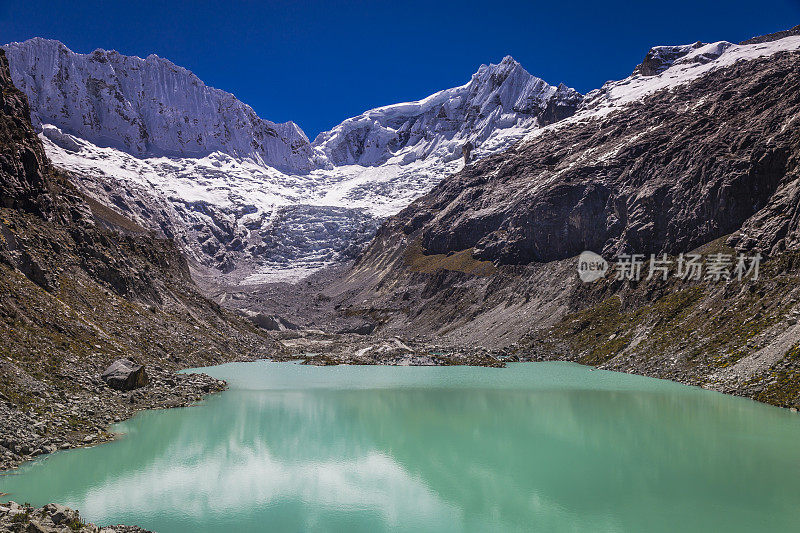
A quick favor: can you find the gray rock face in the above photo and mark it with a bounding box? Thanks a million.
[389,50,800,265]
[0,50,52,217]
[632,43,705,76]
[101,359,149,391]
[245,312,299,331]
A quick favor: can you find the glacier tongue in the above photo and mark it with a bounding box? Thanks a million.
[4,38,583,283]
[38,125,453,282]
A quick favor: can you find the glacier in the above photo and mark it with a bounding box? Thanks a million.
[3,38,582,283]
[7,35,800,284]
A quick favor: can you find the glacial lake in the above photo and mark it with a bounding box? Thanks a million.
[2,361,800,532]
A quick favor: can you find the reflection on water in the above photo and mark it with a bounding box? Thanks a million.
[2,362,800,532]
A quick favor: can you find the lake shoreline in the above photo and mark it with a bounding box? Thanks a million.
[2,332,797,532]
[5,360,800,532]
[5,329,799,477]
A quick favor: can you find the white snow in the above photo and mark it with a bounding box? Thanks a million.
[3,38,321,172]
[580,36,800,117]
[313,55,580,167]
[7,33,800,283]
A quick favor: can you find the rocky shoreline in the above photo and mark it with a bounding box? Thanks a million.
[0,365,234,473]
[0,332,508,474]
[273,330,506,367]
[0,501,151,533]
[0,330,508,472]
[0,360,250,532]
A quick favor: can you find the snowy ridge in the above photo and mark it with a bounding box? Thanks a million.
[515,34,800,149]
[3,38,320,172]
[8,33,798,284]
[580,36,800,117]
[313,56,581,167]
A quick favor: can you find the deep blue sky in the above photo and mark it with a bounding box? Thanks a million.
[1,0,799,139]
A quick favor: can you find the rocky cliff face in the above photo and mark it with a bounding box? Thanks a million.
[3,38,319,172]
[0,48,53,216]
[322,34,800,408]
[393,49,799,266]
[313,56,581,167]
[0,48,271,472]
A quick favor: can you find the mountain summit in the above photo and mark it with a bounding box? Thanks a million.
[1,41,581,281]
[3,38,320,172]
[313,55,581,167]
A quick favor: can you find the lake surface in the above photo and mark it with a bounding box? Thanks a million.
[2,361,800,532]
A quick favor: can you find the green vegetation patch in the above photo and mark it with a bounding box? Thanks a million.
[404,239,497,276]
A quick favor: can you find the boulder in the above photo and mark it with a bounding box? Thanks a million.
[245,312,299,332]
[25,520,49,533]
[101,359,148,391]
[44,503,71,525]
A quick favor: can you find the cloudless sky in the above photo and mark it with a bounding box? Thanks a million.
[1,0,799,139]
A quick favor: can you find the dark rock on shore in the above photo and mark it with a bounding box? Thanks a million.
[0,363,230,472]
[101,359,148,391]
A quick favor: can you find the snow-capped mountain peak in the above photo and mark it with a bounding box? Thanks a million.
[2,43,584,283]
[312,55,582,167]
[3,37,319,172]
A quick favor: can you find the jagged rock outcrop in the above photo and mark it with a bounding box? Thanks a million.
[3,38,319,172]
[633,43,706,76]
[0,48,52,216]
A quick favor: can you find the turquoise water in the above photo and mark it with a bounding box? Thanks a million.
[2,361,800,532]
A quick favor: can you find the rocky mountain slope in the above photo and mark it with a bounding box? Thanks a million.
[2,39,580,282]
[0,48,272,473]
[321,30,800,408]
